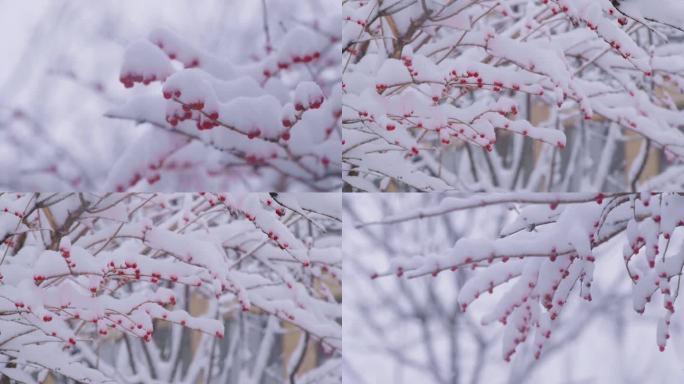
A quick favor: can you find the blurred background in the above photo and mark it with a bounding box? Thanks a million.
[0,0,337,191]
[343,193,684,384]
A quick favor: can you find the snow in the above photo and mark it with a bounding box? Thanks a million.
[619,0,684,32]
[219,95,284,139]
[120,40,174,88]
[112,23,342,191]
[0,0,342,192]
[346,192,684,383]
[343,0,684,192]
[0,192,341,382]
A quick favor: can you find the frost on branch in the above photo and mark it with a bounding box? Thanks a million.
[365,192,684,363]
[0,193,341,383]
[107,2,341,191]
[343,0,684,192]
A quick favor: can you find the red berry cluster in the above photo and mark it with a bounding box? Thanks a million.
[277,51,321,71]
[119,72,162,88]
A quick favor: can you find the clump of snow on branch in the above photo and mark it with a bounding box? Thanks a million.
[108,3,341,192]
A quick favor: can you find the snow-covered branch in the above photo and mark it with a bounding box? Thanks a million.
[343,0,684,191]
[358,192,684,364]
[109,3,341,191]
[0,192,341,383]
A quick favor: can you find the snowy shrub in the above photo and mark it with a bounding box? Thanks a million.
[359,192,684,365]
[0,193,341,383]
[0,1,341,191]
[106,3,341,191]
[343,0,684,191]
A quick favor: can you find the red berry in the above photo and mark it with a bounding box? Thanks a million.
[247,129,261,139]
[595,193,604,205]
[201,120,214,130]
